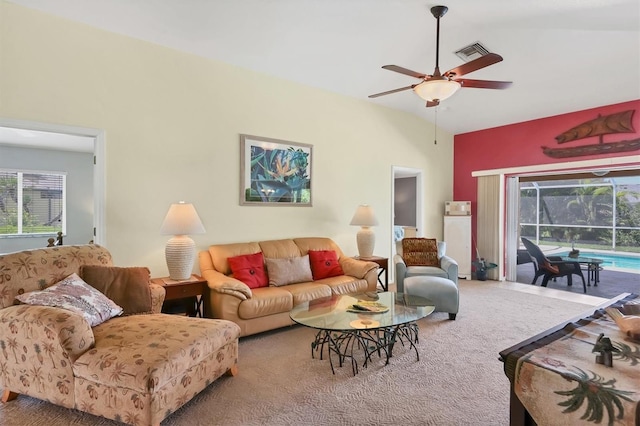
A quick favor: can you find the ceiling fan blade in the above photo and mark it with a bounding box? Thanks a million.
[443,53,503,78]
[457,79,513,89]
[368,85,417,98]
[382,65,427,79]
[426,100,440,108]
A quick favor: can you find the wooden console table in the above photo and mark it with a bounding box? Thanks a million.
[499,293,639,426]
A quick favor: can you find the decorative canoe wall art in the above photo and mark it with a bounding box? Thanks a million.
[542,109,640,159]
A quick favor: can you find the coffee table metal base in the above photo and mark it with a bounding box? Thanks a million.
[310,322,420,375]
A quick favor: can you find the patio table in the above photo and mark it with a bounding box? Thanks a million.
[560,256,603,286]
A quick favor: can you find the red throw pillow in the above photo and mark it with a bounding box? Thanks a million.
[309,250,344,280]
[228,252,268,289]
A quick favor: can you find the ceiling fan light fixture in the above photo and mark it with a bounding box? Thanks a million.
[413,79,461,102]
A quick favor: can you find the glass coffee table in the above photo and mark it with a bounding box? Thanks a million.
[290,292,434,375]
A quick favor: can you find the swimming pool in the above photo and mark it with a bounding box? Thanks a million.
[557,251,640,272]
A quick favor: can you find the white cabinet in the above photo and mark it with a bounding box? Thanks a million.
[444,215,472,279]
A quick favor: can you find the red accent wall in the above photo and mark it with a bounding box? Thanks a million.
[453,99,640,255]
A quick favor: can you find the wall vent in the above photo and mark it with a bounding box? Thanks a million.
[454,42,491,62]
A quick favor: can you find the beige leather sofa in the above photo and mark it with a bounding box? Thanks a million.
[0,244,240,426]
[199,237,379,336]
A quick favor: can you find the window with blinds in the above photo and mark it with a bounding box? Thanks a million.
[0,170,66,236]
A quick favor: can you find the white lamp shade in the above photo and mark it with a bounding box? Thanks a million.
[350,204,378,258]
[160,202,205,280]
[414,79,461,102]
[350,204,379,227]
[160,202,206,235]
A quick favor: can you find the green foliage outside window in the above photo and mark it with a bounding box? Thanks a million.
[0,172,64,236]
[520,177,640,252]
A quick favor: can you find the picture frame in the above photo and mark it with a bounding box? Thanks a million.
[240,134,313,206]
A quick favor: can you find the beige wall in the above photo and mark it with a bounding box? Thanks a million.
[0,2,453,276]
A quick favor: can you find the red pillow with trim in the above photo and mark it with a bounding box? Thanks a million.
[309,250,344,280]
[228,252,268,289]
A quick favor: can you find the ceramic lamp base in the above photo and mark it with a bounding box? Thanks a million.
[165,235,195,280]
[356,227,375,258]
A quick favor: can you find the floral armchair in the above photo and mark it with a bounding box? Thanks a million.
[0,244,240,425]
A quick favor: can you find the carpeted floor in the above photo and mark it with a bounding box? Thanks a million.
[0,280,604,426]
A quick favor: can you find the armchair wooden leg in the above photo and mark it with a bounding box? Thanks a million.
[2,390,18,403]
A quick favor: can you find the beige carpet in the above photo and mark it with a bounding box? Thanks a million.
[1,281,600,426]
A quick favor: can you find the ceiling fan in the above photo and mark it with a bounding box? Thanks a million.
[369,5,512,107]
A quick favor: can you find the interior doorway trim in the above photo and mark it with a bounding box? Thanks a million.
[391,166,424,283]
[0,117,106,246]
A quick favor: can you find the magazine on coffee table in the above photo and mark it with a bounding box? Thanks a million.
[347,301,389,314]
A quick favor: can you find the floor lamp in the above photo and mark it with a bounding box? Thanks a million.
[160,201,206,280]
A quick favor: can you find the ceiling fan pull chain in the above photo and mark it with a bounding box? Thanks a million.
[434,106,438,145]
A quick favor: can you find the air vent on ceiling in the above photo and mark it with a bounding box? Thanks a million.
[454,42,491,62]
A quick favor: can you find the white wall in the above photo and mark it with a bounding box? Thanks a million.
[0,146,94,253]
[0,2,454,277]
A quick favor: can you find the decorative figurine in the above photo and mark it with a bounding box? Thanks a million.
[592,333,619,367]
[606,307,640,342]
[568,241,580,258]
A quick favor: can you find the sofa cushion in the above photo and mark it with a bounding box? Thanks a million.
[79,265,152,315]
[265,255,313,286]
[15,273,123,326]
[259,239,302,259]
[208,242,262,275]
[283,281,333,306]
[402,238,439,267]
[293,237,345,258]
[237,286,294,319]
[406,265,448,280]
[309,250,344,280]
[228,252,268,289]
[316,275,370,295]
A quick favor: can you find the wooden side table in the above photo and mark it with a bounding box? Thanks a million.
[354,256,389,291]
[151,275,207,317]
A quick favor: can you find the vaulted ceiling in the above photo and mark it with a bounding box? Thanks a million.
[6,0,640,135]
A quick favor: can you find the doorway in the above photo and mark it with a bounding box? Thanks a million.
[0,118,105,251]
[504,165,640,282]
[391,166,424,279]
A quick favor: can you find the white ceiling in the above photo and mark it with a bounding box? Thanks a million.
[6,0,640,135]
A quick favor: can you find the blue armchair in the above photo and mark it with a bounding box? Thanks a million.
[394,239,459,293]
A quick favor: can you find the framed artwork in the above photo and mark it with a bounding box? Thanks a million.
[240,134,313,206]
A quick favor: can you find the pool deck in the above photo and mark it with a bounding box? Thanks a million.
[536,244,640,275]
[516,262,639,300]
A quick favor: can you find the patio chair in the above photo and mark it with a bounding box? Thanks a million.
[521,237,587,293]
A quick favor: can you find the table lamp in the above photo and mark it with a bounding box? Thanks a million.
[350,204,379,258]
[160,201,206,280]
